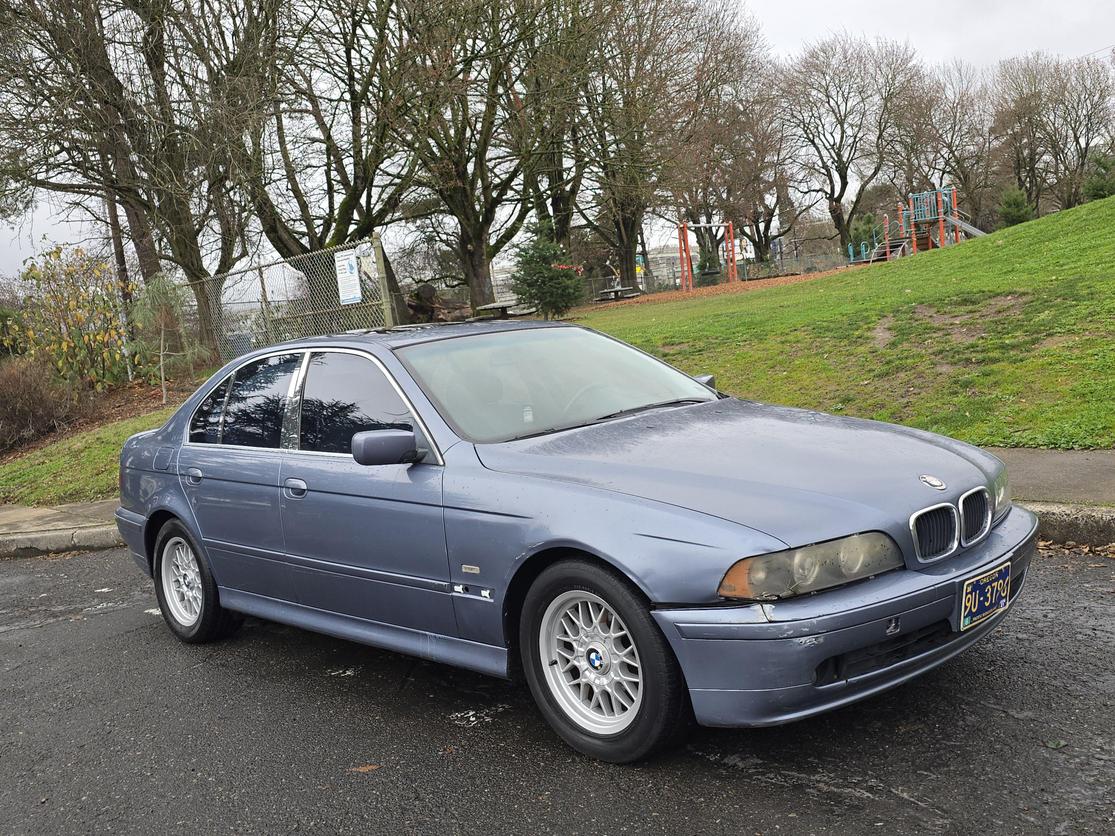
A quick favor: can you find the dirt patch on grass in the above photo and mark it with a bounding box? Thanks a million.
[912,294,1028,344]
[872,315,895,348]
[573,264,866,313]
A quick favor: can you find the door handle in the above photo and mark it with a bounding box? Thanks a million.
[284,477,308,498]
[184,467,203,485]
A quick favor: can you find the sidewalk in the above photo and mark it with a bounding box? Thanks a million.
[1,449,1113,557]
[0,499,121,557]
[989,448,1115,507]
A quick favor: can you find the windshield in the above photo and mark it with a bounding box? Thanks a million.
[398,327,716,443]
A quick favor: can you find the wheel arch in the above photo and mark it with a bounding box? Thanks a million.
[501,544,652,678]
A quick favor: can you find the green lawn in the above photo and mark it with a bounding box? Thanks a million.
[579,197,1115,449]
[0,407,175,506]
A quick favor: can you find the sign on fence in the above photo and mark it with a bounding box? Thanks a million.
[334,249,362,305]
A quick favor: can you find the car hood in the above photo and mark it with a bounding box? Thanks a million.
[474,399,1000,549]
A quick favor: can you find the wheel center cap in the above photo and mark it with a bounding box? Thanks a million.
[585,645,608,672]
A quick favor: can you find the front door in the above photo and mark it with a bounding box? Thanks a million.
[178,351,302,600]
[278,350,454,636]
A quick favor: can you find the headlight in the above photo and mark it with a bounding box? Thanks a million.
[991,468,1011,521]
[718,532,904,601]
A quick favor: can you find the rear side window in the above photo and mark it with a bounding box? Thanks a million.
[298,352,413,454]
[188,376,231,444]
[221,353,302,449]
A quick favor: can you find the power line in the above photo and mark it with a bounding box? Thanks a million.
[1082,43,1115,57]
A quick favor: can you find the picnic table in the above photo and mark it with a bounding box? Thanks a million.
[593,285,641,302]
[475,300,537,319]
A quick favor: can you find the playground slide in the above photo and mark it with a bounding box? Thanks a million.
[945,215,986,238]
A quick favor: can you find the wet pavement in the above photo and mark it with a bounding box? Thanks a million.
[1,547,1112,834]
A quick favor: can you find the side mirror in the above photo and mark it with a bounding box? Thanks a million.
[351,429,425,466]
[694,374,716,389]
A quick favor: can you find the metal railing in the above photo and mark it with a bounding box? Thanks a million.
[184,238,392,361]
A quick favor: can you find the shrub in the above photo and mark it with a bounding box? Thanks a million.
[0,305,21,355]
[1083,154,1115,202]
[17,247,133,389]
[997,188,1035,227]
[0,355,86,454]
[509,222,583,319]
[130,274,205,403]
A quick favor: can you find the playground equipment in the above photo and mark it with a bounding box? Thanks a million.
[848,186,985,264]
[677,221,738,290]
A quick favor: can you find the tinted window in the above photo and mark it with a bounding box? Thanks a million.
[221,353,301,449]
[188,376,231,444]
[298,352,413,454]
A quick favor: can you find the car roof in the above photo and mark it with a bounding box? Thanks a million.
[278,318,573,351]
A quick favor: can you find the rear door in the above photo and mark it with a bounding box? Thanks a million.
[278,350,454,635]
[178,351,302,599]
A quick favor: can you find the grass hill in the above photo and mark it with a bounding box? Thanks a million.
[579,196,1115,449]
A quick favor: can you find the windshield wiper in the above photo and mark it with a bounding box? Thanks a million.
[502,399,710,443]
[589,398,710,424]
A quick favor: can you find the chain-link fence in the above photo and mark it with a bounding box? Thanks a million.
[183,238,392,362]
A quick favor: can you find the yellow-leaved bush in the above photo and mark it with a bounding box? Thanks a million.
[9,247,136,389]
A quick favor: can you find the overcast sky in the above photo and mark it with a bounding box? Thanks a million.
[750,0,1114,65]
[2,0,1112,279]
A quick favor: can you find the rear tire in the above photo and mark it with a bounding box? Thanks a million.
[520,559,691,762]
[153,519,242,644]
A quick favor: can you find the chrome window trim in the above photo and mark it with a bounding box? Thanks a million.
[908,502,960,562]
[958,486,993,547]
[183,345,444,466]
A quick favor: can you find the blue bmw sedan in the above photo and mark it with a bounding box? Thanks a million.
[116,321,1036,762]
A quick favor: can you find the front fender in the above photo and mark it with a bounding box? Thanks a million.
[442,444,784,649]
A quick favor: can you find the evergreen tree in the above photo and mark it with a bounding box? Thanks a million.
[510,223,583,319]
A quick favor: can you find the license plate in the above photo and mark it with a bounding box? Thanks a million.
[960,562,1011,631]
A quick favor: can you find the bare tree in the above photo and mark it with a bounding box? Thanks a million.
[993,54,1052,211]
[1039,55,1113,209]
[931,61,997,228]
[783,35,919,248]
[0,0,282,351]
[391,0,546,308]
[578,0,735,286]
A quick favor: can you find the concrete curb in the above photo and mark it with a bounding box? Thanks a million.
[0,502,1111,558]
[1018,501,1115,548]
[0,525,123,559]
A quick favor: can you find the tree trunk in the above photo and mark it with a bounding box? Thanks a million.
[104,191,135,381]
[829,199,851,248]
[613,211,640,288]
[693,227,721,275]
[459,228,494,309]
[382,248,410,325]
[187,277,222,360]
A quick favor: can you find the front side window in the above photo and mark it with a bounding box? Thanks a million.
[221,353,301,449]
[189,375,232,444]
[298,352,414,454]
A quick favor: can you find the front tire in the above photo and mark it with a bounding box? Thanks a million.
[153,519,242,643]
[520,559,690,762]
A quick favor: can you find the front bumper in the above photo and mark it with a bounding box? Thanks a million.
[653,505,1038,728]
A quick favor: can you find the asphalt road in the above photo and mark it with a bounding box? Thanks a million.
[1,548,1112,835]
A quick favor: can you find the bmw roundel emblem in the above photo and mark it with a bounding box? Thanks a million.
[587,649,604,670]
[919,474,947,491]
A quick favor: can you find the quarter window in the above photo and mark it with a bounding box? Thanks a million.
[298,352,414,454]
[188,376,231,444]
[221,353,302,449]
